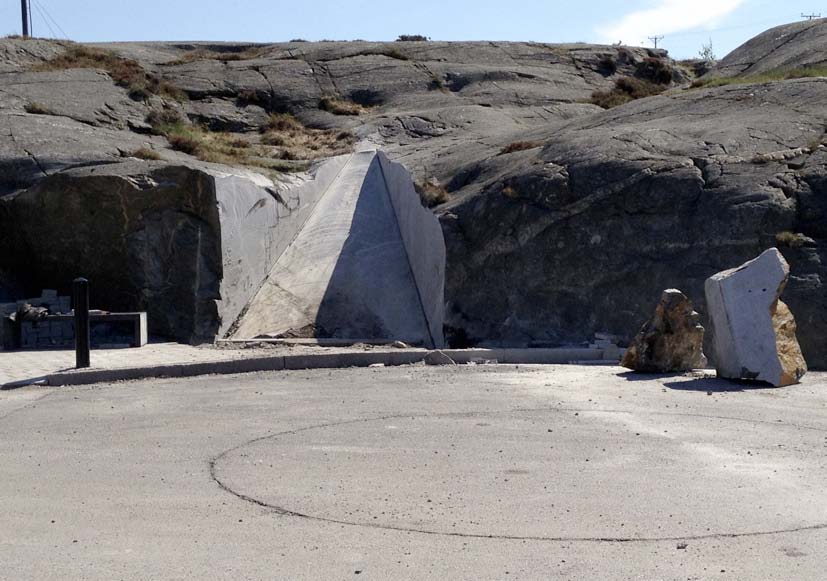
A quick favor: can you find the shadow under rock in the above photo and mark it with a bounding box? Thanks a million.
[617,370,775,392]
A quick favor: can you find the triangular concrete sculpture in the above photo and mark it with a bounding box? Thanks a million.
[230,150,445,348]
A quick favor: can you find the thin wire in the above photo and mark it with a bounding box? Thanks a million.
[33,0,68,40]
[31,0,57,39]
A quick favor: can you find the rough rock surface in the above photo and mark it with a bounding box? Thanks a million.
[713,19,827,78]
[0,30,825,364]
[440,78,827,368]
[705,249,807,387]
[621,289,707,373]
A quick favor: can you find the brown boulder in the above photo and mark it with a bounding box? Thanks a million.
[622,289,708,373]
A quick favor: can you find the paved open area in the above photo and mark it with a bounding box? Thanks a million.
[1,364,826,579]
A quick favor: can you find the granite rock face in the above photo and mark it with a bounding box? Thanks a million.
[0,31,825,363]
[621,289,707,373]
[705,249,807,387]
[713,19,827,78]
[440,78,827,368]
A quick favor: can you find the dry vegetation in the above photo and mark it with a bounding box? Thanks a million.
[499,141,543,155]
[591,77,666,109]
[24,101,56,115]
[415,181,450,207]
[319,95,366,116]
[31,45,185,101]
[146,109,354,171]
[776,231,810,248]
[127,147,162,161]
[590,56,674,109]
[691,66,827,89]
[166,47,267,65]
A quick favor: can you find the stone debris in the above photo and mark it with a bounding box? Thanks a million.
[621,289,708,373]
[705,248,807,387]
[424,350,456,366]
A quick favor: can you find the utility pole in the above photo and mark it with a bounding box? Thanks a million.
[648,35,664,49]
[801,13,822,20]
[21,0,30,38]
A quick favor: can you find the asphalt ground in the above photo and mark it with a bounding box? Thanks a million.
[1,364,825,579]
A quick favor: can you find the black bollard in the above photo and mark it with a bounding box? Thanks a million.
[73,278,90,369]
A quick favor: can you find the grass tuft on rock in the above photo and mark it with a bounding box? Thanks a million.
[775,231,810,248]
[691,66,827,89]
[32,45,185,101]
[591,77,665,109]
[166,47,267,66]
[127,147,162,161]
[319,95,365,116]
[415,181,450,207]
[147,109,354,171]
[24,101,56,115]
[499,141,543,155]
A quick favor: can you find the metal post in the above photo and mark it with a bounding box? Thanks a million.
[73,278,90,369]
[21,0,29,38]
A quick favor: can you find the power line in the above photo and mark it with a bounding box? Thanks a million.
[801,13,822,20]
[648,35,664,49]
[31,0,57,39]
[32,0,68,39]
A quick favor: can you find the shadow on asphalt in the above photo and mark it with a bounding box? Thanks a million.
[616,371,774,392]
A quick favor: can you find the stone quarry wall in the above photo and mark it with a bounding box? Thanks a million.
[1,165,223,343]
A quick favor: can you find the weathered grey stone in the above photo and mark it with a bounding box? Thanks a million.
[705,249,807,387]
[621,289,707,373]
[440,77,827,368]
[0,32,825,368]
[712,19,827,78]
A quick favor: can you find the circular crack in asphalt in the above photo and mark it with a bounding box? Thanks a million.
[209,407,827,543]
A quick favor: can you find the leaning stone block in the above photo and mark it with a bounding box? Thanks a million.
[622,289,707,372]
[705,248,807,387]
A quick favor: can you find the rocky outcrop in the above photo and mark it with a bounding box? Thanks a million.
[621,289,707,373]
[705,249,807,386]
[440,78,827,367]
[713,19,827,78]
[0,31,825,364]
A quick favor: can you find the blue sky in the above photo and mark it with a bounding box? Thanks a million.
[1,0,819,59]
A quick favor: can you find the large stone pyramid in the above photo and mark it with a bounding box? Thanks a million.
[229,149,445,348]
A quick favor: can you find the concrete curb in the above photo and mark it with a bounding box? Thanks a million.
[37,348,619,387]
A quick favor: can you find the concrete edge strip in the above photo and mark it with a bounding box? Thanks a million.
[39,348,614,387]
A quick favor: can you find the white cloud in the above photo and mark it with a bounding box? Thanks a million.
[597,0,747,46]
